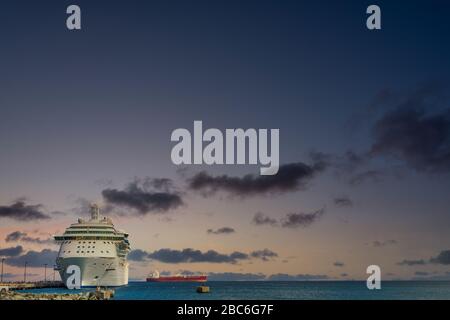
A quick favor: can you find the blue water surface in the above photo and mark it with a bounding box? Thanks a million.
[22,281,450,300]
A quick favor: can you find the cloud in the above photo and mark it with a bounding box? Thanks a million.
[102,178,184,215]
[281,209,325,228]
[129,248,249,264]
[369,94,450,173]
[372,240,397,247]
[0,200,51,221]
[187,160,327,197]
[333,196,353,207]
[397,250,450,267]
[148,248,249,264]
[250,249,278,261]
[127,249,149,262]
[5,249,58,267]
[0,246,24,257]
[207,227,235,235]
[252,209,325,229]
[5,231,27,242]
[397,259,427,266]
[430,250,450,265]
[267,273,328,281]
[5,231,54,245]
[333,261,345,267]
[208,272,266,281]
[414,271,429,276]
[252,212,278,226]
[129,247,278,264]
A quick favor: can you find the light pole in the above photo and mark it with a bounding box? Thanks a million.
[44,264,48,282]
[53,265,56,282]
[24,261,28,283]
[1,258,5,283]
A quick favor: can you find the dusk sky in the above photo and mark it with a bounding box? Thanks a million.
[1,0,450,282]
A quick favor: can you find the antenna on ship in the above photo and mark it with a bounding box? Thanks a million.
[90,203,100,220]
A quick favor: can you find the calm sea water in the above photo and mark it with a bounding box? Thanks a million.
[23,281,450,300]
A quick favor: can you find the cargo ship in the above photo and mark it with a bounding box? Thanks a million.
[146,270,207,282]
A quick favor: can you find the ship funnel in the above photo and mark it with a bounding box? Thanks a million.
[90,203,100,220]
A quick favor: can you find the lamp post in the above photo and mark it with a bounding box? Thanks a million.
[44,264,48,282]
[1,258,5,283]
[24,261,28,283]
[53,265,56,282]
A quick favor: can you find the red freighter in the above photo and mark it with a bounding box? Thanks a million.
[146,270,207,282]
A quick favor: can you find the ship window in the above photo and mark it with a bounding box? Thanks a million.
[101,251,104,253]
[76,251,79,253]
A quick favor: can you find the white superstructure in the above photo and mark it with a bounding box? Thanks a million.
[54,204,130,287]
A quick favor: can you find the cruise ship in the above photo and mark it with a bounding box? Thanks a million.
[54,204,130,287]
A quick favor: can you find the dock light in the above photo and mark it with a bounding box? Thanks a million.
[1,258,5,283]
[24,261,28,283]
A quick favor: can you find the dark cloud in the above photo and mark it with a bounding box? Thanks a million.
[5,249,57,267]
[370,100,450,173]
[397,250,450,267]
[130,247,278,264]
[208,272,266,281]
[0,246,24,257]
[127,249,149,262]
[252,209,325,229]
[5,231,54,245]
[333,196,353,207]
[0,200,50,221]
[372,240,397,247]
[207,227,235,235]
[102,178,184,215]
[281,209,325,228]
[397,259,427,266]
[252,212,278,226]
[250,249,278,261]
[5,231,27,242]
[333,261,345,267]
[140,248,250,264]
[330,83,450,183]
[267,273,328,281]
[430,250,450,265]
[187,160,327,197]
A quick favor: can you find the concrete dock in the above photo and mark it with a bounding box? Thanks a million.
[0,281,65,291]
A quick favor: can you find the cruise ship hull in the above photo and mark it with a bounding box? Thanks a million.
[57,257,129,287]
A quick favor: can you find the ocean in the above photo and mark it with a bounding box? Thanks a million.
[22,281,450,300]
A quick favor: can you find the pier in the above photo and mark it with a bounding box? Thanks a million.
[0,281,64,291]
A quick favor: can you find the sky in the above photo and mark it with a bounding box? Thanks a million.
[1,0,450,282]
